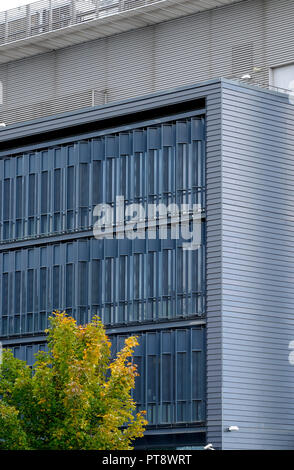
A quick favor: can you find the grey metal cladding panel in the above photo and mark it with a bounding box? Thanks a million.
[205,89,222,448]
[221,81,294,450]
[0,114,207,338]
[3,0,294,126]
[6,53,56,109]
[106,28,154,102]
[57,27,153,100]
[56,39,107,95]
[10,342,48,367]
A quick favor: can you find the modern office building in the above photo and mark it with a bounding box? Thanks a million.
[0,0,294,450]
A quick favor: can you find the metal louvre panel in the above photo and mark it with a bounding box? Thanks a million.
[5,53,55,109]
[0,112,207,339]
[3,326,206,428]
[111,327,206,427]
[0,116,206,242]
[56,39,107,95]
[204,87,223,449]
[220,82,294,450]
[1,90,94,125]
[106,27,154,102]
[11,342,48,367]
[154,11,211,91]
[266,0,294,67]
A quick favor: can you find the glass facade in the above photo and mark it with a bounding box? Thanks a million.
[0,236,205,337]
[1,113,206,435]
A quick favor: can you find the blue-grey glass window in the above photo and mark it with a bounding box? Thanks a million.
[54,169,61,232]
[40,268,47,311]
[120,156,127,199]
[119,256,127,301]
[105,258,112,303]
[106,159,113,203]
[92,260,101,306]
[92,161,102,205]
[79,163,89,227]
[66,264,74,308]
[3,179,10,239]
[111,328,205,427]
[2,272,8,315]
[41,171,49,234]
[28,174,36,236]
[15,271,21,314]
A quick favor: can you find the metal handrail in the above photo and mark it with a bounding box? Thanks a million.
[0,0,163,46]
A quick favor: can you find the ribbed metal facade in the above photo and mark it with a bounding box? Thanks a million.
[0,236,205,338]
[0,96,211,448]
[1,0,294,125]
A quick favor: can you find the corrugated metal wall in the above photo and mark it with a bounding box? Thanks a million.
[0,78,225,447]
[1,0,294,124]
[220,80,294,449]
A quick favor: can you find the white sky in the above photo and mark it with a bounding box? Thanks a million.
[0,0,35,13]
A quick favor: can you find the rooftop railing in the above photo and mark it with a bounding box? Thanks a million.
[0,0,163,45]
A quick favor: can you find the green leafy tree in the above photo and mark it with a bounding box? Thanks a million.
[0,312,147,450]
